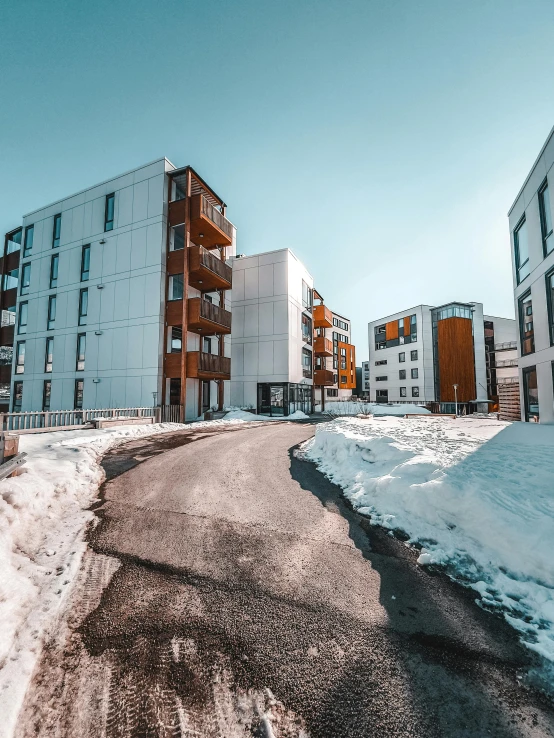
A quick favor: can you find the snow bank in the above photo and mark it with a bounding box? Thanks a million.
[317,401,431,416]
[223,409,309,421]
[303,416,554,663]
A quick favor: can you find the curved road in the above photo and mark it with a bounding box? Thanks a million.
[16,421,554,737]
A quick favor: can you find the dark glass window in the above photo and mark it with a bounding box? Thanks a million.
[302,347,312,378]
[514,217,529,284]
[375,359,387,366]
[20,263,31,295]
[43,380,52,411]
[13,381,23,412]
[18,302,28,334]
[399,369,406,379]
[76,333,86,370]
[23,225,34,256]
[81,245,90,281]
[78,289,88,326]
[302,280,313,310]
[522,366,539,422]
[15,341,25,374]
[301,313,313,344]
[539,181,553,256]
[546,268,554,345]
[203,336,212,353]
[170,326,182,353]
[518,291,534,355]
[412,386,420,397]
[376,389,388,402]
[169,274,184,301]
[48,295,57,330]
[400,387,407,397]
[45,337,54,373]
[376,375,388,381]
[411,367,419,379]
[50,254,59,288]
[399,352,405,362]
[169,377,181,405]
[411,350,418,361]
[52,213,61,248]
[74,379,84,409]
[171,225,184,251]
[105,193,115,231]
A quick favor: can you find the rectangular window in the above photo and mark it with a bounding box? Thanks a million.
[15,341,25,374]
[514,217,529,284]
[375,375,388,381]
[400,387,407,397]
[326,388,338,397]
[50,254,59,288]
[411,368,419,379]
[23,225,34,257]
[522,366,539,422]
[547,268,554,345]
[105,193,115,231]
[20,263,31,295]
[45,336,54,373]
[52,213,61,248]
[78,289,88,326]
[43,380,52,411]
[399,369,406,379]
[168,274,184,301]
[302,347,312,378]
[47,294,57,330]
[171,225,185,251]
[399,352,405,362]
[13,381,23,412]
[340,376,347,384]
[376,389,388,402]
[74,379,84,409]
[3,268,19,291]
[76,333,86,371]
[81,245,90,281]
[375,360,387,366]
[18,302,28,334]
[170,326,182,353]
[301,313,313,344]
[169,377,181,405]
[411,350,418,361]
[539,180,553,256]
[518,291,534,355]
[412,386,420,397]
[302,280,312,310]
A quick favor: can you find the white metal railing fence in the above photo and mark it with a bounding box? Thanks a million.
[494,341,517,351]
[0,406,160,432]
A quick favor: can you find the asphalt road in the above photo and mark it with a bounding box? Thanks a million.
[15,420,554,738]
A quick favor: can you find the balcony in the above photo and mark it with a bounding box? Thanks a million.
[314,336,333,356]
[1,288,17,310]
[187,298,231,335]
[186,352,231,380]
[190,195,233,249]
[314,369,335,386]
[188,244,232,291]
[313,304,332,328]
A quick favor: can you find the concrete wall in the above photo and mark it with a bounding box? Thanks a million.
[509,125,554,423]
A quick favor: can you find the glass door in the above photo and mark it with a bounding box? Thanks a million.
[523,366,539,422]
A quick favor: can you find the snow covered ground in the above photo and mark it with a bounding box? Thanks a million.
[315,400,431,416]
[302,415,554,665]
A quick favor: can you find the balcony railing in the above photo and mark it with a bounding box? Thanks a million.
[188,244,232,291]
[494,341,517,352]
[186,351,231,380]
[188,297,232,335]
[313,305,333,328]
[495,358,518,368]
[314,369,335,386]
[190,195,233,249]
[314,336,333,356]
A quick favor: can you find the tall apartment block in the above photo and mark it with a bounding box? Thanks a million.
[361,360,370,398]
[312,294,356,408]
[368,303,516,414]
[0,227,23,410]
[3,159,235,421]
[509,125,554,423]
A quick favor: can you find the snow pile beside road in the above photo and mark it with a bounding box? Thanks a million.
[316,401,431,416]
[0,422,187,737]
[303,416,554,662]
[223,409,309,421]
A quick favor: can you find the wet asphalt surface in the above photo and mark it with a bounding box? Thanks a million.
[15,420,554,737]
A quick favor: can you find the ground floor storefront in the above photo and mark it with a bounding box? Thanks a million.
[256,382,312,417]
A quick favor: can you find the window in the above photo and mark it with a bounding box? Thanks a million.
[169,274,184,301]
[522,366,538,422]
[340,376,347,384]
[411,368,419,379]
[411,350,418,361]
[3,268,18,291]
[327,388,338,397]
[539,181,553,256]
[547,268,554,345]
[399,352,405,362]
[302,280,312,310]
[43,380,51,411]
[45,337,54,373]
[169,377,181,405]
[375,375,388,381]
[78,289,88,326]
[23,225,34,257]
[301,313,313,344]
[400,387,407,397]
[171,225,185,251]
[47,295,56,330]
[412,386,420,397]
[52,213,61,248]
[376,389,388,402]
[76,333,86,370]
[203,336,212,353]
[518,291,534,355]
[302,347,312,378]
[74,379,84,410]
[18,302,28,334]
[375,360,387,366]
[20,263,31,295]
[399,369,406,380]
[15,341,25,374]
[81,245,90,281]
[105,193,115,231]
[50,254,59,288]
[13,381,23,412]
[514,217,529,284]
[375,340,386,351]
[170,326,182,353]
[376,325,386,335]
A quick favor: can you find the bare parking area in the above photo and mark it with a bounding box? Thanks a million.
[15,420,554,737]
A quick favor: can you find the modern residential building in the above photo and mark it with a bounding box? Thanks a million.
[361,360,370,398]
[6,158,235,421]
[368,303,516,414]
[312,296,356,408]
[508,125,554,423]
[0,227,22,410]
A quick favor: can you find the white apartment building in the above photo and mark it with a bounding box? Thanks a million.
[229,249,314,416]
[361,360,370,397]
[313,307,356,407]
[508,125,554,423]
[368,303,515,413]
[9,159,235,421]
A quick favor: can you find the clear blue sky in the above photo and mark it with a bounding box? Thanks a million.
[1,0,554,356]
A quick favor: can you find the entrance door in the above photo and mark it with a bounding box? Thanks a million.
[523,366,539,422]
[257,383,286,416]
[270,385,285,416]
[202,381,211,413]
[258,384,271,415]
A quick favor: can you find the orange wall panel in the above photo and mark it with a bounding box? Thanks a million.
[436,317,476,402]
[385,320,398,340]
[403,316,411,336]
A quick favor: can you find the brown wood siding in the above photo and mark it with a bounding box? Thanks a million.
[437,317,476,402]
[164,352,181,378]
[404,316,411,336]
[385,320,398,340]
[166,299,183,326]
[313,304,332,328]
[167,250,184,275]
[338,342,356,389]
